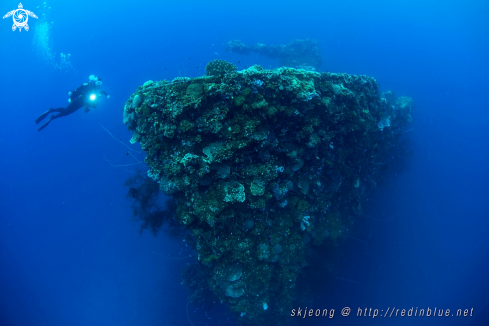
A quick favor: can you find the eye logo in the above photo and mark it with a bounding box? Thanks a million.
[3,3,38,32]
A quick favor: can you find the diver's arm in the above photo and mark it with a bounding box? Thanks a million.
[100,90,110,99]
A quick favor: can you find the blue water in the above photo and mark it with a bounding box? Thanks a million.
[1,0,488,325]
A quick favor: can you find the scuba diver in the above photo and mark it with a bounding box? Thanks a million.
[35,75,110,131]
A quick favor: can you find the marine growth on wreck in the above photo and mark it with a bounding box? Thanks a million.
[122,59,412,325]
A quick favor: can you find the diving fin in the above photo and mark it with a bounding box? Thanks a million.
[38,117,52,132]
[35,109,51,124]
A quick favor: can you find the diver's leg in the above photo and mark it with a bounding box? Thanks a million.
[37,112,67,132]
[35,108,65,124]
[50,108,65,113]
[37,101,83,131]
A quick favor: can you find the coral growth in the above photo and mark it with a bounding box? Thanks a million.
[205,59,237,76]
[125,172,178,236]
[123,62,412,325]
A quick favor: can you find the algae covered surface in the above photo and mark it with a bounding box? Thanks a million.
[123,60,412,324]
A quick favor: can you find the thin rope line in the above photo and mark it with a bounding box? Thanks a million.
[340,235,369,255]
[99,123,142,153]
[128,151,144,164]
[103,154,142,167]
[186,286,209,326]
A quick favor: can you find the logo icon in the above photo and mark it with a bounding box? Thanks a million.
[3,3,38,32]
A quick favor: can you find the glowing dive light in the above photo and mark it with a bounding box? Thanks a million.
[89,94,96,101]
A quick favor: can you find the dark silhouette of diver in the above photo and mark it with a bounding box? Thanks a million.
[35,75,110,131]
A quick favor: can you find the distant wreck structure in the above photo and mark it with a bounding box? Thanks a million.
[122,60,412,325]
[226,39,323,70]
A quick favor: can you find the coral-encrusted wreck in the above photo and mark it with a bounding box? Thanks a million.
[123,60,412,325]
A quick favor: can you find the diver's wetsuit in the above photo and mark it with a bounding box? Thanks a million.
[35,83,108,131]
